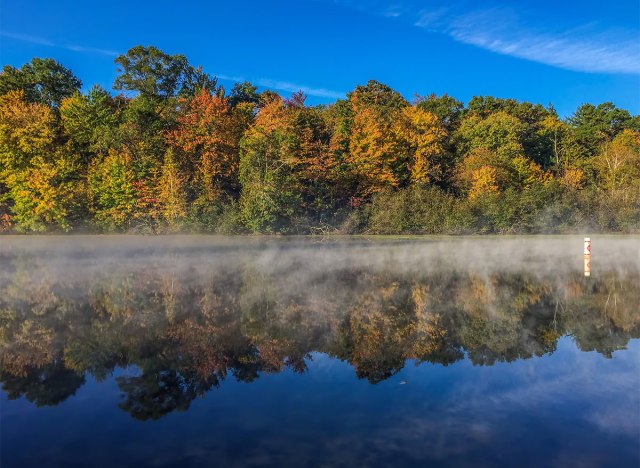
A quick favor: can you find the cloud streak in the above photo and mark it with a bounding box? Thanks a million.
[3,32,345,98]
[64,45,119,57]
[255,78,345,99]
[219,74,345,99]
[0,31,55,46]
[446,9,640,74]
[1,30,120,57]
[327,1,640,75]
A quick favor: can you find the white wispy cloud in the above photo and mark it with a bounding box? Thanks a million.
[380,4,406,18]
[1,33,345,99]
[413,8,449,30]
[65,45,119,57]
[0,31,55,46]
[218,74,345,99]
[325,0,640,75]
[217,73,246,83]
[446,9,640,74]
[1,30,120,57]
[256,78,345,99]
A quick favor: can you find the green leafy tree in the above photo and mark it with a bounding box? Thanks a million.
[456,111,527,160]
[60,85,120,159]
[569,102,636,156]
[467,96,555,166]
[239,96,302,232]
[88,148,137,230]
[229,81,260,108]
[0,58,81,108]
[415,93,464,132]
[60,86,117,145]
[114,45,217,99]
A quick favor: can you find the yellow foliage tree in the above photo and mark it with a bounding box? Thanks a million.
[0,90,55,171]
[0,90,80,231]
[393,106,447,185]
[3,155,78,231]
[593,129,640,191]
[469,166,499,199]
[157,149,188,228]
[347,99,403,194]
[456,148,508,196]
[511,155,550,189]
[561,167,586,190]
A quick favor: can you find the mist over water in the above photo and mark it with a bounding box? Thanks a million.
[2,234,639,278]
[1,236,639,467]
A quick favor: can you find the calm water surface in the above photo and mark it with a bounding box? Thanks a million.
[1,236,639,467]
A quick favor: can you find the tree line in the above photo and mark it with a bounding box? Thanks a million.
[1,46,639,234]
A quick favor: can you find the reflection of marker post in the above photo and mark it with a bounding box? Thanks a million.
[584,237,591,277]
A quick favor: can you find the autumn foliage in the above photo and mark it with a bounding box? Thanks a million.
[1,48,639,233]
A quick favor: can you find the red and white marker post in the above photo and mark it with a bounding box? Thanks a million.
[584,237,591,277]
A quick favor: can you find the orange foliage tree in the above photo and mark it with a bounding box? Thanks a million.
[167,89,250,204]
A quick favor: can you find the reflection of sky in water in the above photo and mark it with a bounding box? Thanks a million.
[1,237,639,467]
[3,340,638,467]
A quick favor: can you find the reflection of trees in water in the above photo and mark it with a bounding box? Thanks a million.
[0,253,638,419]
[117,370,219,421]
[0,361,85,407]
[563,277,640,358]
[335,279,447,382]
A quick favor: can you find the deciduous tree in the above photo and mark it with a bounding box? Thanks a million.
[0,58,81,108]
[393,106,448,185]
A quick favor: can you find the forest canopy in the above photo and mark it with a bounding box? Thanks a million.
[1,46,639,234]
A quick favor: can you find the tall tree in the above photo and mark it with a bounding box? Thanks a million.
[0,90,80,231]
[238,95,301,232]
[456,111,527,160]
[156,149,188,228]
[466,96,555,166]
[114,46,217,99]
[569,102,636,156]
[112,46,219,202]
[415,93,463,132]
[60,85,120,159]
[539,115,586,188]
[87,148,137,230]
[167,89,249,205]
[393,106,448,185]
[286,94,335,216]
[0,58,81,108]
[593,129,640,191]
[345,81,408,195]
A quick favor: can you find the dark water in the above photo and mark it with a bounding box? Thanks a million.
[1,236,639,467]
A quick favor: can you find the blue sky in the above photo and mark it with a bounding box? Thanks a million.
[1,0,638,116]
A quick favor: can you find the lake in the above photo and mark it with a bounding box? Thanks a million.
[1,236,639,467]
